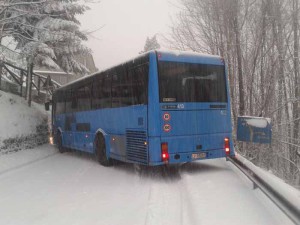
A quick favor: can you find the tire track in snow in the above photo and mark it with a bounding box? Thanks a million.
[143,168,200,225]
[144,181,183,225]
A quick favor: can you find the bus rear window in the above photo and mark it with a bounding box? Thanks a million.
[158,61,227,103]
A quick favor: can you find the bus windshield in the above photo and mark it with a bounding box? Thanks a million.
[158,61,227,103]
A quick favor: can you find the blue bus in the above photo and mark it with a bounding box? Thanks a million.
[51,50,234,166]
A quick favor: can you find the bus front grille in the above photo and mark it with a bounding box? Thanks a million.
[126,130,148,164]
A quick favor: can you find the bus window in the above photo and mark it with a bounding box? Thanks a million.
[55,91,65,114]
[77,84,92,111]
[65,89,73,113]
[92,74,111,109]
[158,61,227,103]
[131,64,148,105]
[111,66,134,107]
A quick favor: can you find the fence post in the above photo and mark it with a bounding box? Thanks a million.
[20,70,24,97]
[26,63,33,107]
[37,76,41,96]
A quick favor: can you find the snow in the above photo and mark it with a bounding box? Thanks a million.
[0,144,57,175]
[235,154,300,212]
[0,90,47,144]
[0,147,294,225]
[157,49,222,59]
[0,89,297,225]
[245,118,270,128]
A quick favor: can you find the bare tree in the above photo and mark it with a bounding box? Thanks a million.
[169,0,300,188]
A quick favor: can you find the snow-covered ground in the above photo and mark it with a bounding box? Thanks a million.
[0,90,47,143]
[0,90,298,225]
[0,90,49,154]
[0,144,57,174]
[0,146,295,225]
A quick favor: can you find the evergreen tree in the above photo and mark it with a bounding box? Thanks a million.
[1,0,90,75]
[142,35,160,53]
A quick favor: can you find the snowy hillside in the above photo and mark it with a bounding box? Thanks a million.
[0,90,48,151]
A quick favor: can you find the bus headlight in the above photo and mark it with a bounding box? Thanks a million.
[49,136,54,145]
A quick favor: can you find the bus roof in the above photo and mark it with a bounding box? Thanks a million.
[156,50,223,65]
[55,50,224,93]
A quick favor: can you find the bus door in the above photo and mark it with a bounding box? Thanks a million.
[64,113,76,148]
[73,84,93,152]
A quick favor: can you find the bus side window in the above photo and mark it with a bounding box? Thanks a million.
[71,89,77,111]
[65,90,73,113]
[56,91,65,115]
[102,75,112,108]
[92,74,111,109]
[111,66,132,107]
[131,64,148,105]
[77,84,92,111]
[111,74,120,108]
[92,78,102,109]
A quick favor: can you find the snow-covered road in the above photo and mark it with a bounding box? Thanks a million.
[0,146,293,225]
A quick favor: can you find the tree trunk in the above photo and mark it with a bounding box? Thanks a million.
[259,0,267,116]
[292,0,299,180]
[0,63,2,90]
[234,17,245,116]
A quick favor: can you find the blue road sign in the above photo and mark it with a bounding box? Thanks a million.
[237,116,272,144]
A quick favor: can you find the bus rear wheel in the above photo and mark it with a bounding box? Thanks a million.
[57,132,65,153]
[95,134,113,167]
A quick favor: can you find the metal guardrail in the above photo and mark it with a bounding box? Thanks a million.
[228,156,300,225]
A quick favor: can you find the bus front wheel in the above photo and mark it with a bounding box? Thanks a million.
[95,134,113,167]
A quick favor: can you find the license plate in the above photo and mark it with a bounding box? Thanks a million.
[192,153,207,159]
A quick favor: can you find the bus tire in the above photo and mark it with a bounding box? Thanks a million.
[57,132,65,153]
[95,134,113,167]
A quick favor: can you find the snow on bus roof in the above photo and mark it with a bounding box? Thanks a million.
[56,50,223,91]
[157,49,222,59]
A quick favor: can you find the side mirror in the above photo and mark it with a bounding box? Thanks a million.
[45,102,50,111]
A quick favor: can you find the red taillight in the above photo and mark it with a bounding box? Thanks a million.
[161,143,169,162]
[224,138,230,155]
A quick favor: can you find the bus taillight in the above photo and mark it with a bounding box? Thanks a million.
[161,143,169,162]
[224,138,230,155]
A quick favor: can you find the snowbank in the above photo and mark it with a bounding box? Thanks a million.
[0,90,48,144]
[0,144,57,174]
